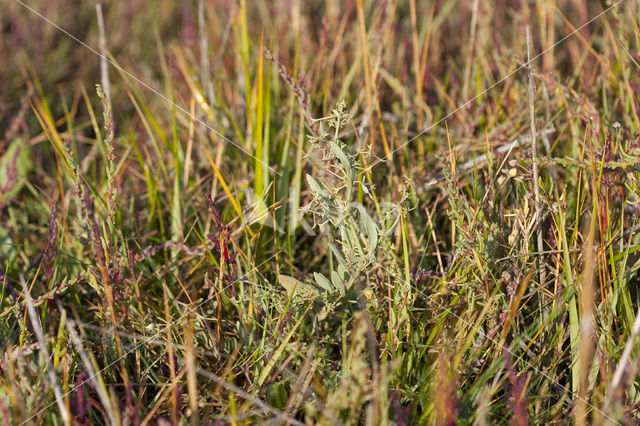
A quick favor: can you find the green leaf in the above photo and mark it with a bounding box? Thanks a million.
[339,227,353,253]
[306,174,327,197]
[266,383,288,410]
[328,242,346,265]
[337,263,350,284]
[344,225,363,256]
[330,270,346,295]
[329,141,351,170]
[278,274,320,298]
[359,208,378,255]
[313,272,333,292]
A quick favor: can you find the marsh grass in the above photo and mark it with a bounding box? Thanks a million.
[2,0,640,424]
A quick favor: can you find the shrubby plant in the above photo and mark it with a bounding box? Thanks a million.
[278,101,416,348]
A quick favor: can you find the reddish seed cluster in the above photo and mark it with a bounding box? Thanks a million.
[134,240,207,263]
[124,381,141,425]
[71,369,93,426]
[0,272,87,320]
[96,84,118,219]
[411,268,443,284]
[504,347,530,425]
[42,200,58,281]
[278,308,293,337]
[263,47,312,127]
[79,182,107,269]
[205,193,238,287]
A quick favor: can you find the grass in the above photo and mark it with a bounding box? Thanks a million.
[1,0,640,424]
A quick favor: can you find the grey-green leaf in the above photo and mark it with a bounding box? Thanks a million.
[345,225,362,256]
[328,242,346,265]
[359,208,378,255]
[329,141,351,170]
[313,272,333,292]
[330,270,346,295]
[278,274,320,298]
[337,263,350,285]
[306,174,327,197]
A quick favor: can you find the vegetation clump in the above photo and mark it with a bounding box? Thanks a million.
[2,0,640,424]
